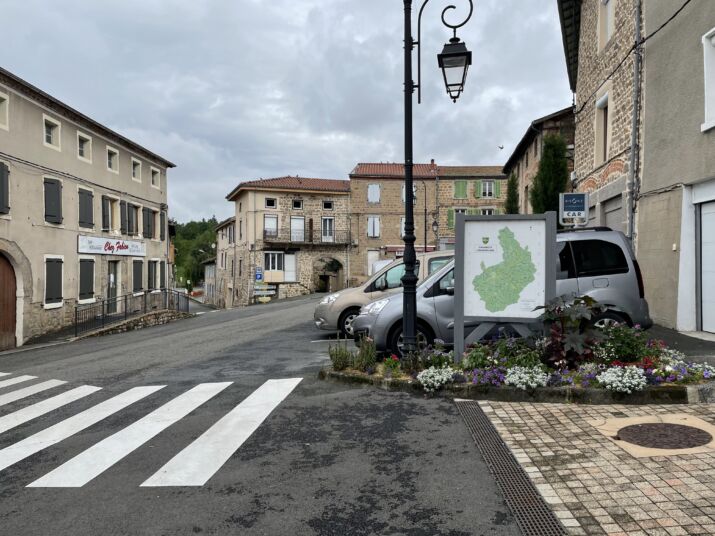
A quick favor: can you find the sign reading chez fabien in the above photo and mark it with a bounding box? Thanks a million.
[78,235,146,256]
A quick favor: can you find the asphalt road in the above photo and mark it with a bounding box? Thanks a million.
[0,295,519,536]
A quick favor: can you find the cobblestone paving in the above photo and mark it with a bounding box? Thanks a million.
[480,402,715,536]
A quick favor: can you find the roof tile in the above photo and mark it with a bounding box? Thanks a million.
[227,176,349,200]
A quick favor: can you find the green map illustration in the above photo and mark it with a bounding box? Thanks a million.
[472,227,536,312]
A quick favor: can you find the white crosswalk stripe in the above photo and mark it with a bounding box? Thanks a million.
[0,372,11,377]
[0,379,66,407]
[0,375,37,389]
[0,385,102,435]
[29,382,232,488]
[142,378,302,487]
[0,386,163,472]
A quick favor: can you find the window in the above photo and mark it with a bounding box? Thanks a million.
[127,204,139,235]
[228,224,234,244]
[77,132,92,162]
[102,196,119,232]
[0,90,7,131]
[438,269,455,293]
[557,242,576,279]
[264,214,278,237]
[150,167,160,188]
[79,259,95,301]
[292,199,303,210]
[290,216,305,241]
[133,260,143,292]
[401,183,417,204]
[322,200,333,210]
[239,202,242,213]
[0,162,9,215]
[374,263,405,291]
[481,208,495,215]
[453,180,467,199]
[44,178,62,224]
[132,159,142,182]
[321,217,335,242]
[107,147,118,172]
[43,115,61,151]
[570,239,629,277]
[44,256,63,307]
[595,89,610,165]
[265,198,277,209]
[702,27,715,131]
[78,188,94,228]
[428,257,451,275]
[367,215,380,237]
[239,219,243,240]
[367,184,380,204]
[482,180,494,198]
[598,0,615,50]
[239,259,243,277]
[142,207,157,238]
[264,252,284,271]
[147,261,158,291]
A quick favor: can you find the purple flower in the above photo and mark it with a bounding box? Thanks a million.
[704,370,712,379]
[666,374,676,383]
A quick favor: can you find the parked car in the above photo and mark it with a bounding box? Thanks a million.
[313,250,454,337]
[352,228,653,355]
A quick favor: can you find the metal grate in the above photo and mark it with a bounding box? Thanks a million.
[616,423,713,449]
[457,402,567,536]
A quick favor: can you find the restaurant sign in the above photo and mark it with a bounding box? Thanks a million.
[78,235,146,256]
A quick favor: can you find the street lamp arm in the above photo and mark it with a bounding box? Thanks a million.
[416,0,474,103]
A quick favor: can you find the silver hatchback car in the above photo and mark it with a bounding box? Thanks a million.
[352,228,652,355]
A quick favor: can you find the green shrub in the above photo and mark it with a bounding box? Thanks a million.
[353,337,377,372]
[594,324,650,363]
[328,342,354,371]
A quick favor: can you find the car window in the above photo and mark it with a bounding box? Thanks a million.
[428,256,451,275]
[380,264,405,289]
[438,269,455,292]
[570,239,629,277]
[557,242,576,279]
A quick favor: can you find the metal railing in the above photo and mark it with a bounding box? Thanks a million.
[74,289,189,337]
[262,229,351,245]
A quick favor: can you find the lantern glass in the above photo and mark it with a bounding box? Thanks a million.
[437,38,472,102]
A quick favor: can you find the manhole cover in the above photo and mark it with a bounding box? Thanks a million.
[615,423,713,449]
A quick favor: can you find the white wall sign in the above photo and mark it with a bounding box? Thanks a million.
[78,235,146,256]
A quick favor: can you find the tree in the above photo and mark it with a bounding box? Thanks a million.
[173,216,219,285]
[529,133,569,214]
[504,172,519,214]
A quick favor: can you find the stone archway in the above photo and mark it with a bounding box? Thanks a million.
[0,238,33,348]
[313,257,344,293]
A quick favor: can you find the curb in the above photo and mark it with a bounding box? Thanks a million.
[318,369,715,404]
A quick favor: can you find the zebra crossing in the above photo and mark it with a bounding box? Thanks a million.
[0,371,302,488]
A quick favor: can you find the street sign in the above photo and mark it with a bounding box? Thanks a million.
[559,192,589,226]
[255,267,263,282]
[254,284,276,290]
[254,290,275,296]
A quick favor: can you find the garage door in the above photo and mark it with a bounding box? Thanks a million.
[603,196,624,233]
[702,202,715,333]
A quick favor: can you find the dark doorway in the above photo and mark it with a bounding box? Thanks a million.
[107,261,119,314]
[0,254,16,351]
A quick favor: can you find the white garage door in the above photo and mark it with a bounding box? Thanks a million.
[702,202,715,333]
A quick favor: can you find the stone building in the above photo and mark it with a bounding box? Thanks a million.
[558,0,715,333]
[225,177,351,306]
[210,216,234,308]
[0,67,174,349]
[502,107,575,214]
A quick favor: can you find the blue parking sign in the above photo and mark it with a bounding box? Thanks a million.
[255,268,263,282]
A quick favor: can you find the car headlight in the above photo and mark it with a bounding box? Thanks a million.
[363,298,389,315]
[320,292,340,305]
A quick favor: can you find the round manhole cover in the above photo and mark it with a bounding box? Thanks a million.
[616,423,713,449]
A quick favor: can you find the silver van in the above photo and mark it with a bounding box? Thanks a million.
[313,251,453,336]
[352,229,652,354]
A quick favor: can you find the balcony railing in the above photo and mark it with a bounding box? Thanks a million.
[263,229,351,245]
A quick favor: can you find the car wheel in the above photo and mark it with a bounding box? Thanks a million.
[592,310,629,329]
[339,308,361,338]
[389,324,433,357]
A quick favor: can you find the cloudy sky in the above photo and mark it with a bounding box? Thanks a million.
[2,0,571,223]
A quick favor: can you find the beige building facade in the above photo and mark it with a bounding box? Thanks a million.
[208,216,235,308]
[225,177,352,306]
[0,67,173,349]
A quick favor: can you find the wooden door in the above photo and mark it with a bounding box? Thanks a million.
[0,254,16,351]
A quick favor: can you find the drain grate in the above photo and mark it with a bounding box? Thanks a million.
[456,402,567,536]
[616,423,713,449]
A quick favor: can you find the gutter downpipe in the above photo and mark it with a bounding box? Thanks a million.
[626,0,642,242]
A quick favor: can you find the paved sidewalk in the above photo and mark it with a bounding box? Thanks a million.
[480,401,715,535]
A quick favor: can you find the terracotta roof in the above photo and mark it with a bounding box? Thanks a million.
[226,176,349,200]
[437,166,505,177]
[349,163,437,178]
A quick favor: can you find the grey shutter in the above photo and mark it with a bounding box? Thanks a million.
[142,208,151,238]
[0,162,9,214]
[147,261,155,290]
[101,196,110,230]
[160,211,166,241]
[120,201,127,234]
[133,260,143,292]
[45,258,63,303]
[44,179,63,224]
[160,261,166,289]
[78,189,93,228]
[127,205,136,235]
[79,259,94,300]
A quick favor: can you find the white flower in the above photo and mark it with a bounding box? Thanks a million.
[504,366,549,390]
[596,366,647,394]
[417,366,456,393]
[664,365,674,372]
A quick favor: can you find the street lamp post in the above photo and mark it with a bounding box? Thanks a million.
[401,0,473,354]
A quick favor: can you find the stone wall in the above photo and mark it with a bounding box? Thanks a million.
[86,310,193,337]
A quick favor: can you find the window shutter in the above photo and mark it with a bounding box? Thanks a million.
[475,180,483,198]
[78,189,94,228]
[495,180,502,198]
[45,258,63,303]
[79,259,94,300]
[128,205,136,235]
[147,261,155,290]
[44,179,63,224]
[0,162,9,214]
[454,180,467,199]
[142,208,151,238]
[133,260,143,292]
[160,211,166,241]
[467,208,478,216]
[447,208,455,229]
[160,261,166,289]
[101,196,110,230]
[120,201,127,234]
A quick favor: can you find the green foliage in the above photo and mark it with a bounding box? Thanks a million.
[529,134,569,214]
[415,342,454,371]
[328,341,354,371]
[461,338,543,370]
[593,324,650,363]
[173,216,219,287]
[504,172,520,214]
[353,338,377,372]
[383,354,401,376]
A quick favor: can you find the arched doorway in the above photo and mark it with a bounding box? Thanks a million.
[313,257,344,293]
[0,253,16,350]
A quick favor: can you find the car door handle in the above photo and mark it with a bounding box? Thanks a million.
[592,278,609,288]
